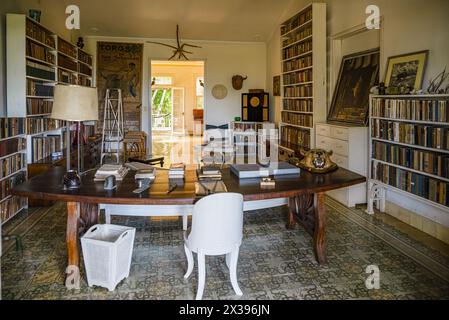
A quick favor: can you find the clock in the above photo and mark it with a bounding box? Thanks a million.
[241,92,269,121]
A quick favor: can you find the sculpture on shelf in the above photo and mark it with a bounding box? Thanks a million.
[147,25,201,60]
[232,75,247,90]
[77,37,84,49]
[427,67,449,94]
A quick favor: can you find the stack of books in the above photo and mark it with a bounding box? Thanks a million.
[169,163,185,179]
[135,168,156,181]
[197,165,222,181]
[94,164,129,181]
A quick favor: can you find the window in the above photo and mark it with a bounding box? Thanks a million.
[152,76,172,86]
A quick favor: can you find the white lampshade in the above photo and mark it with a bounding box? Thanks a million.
[51,85,99,121]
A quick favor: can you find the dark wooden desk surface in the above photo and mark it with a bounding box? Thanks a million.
[12,166,365,205]
[11,165,365,287]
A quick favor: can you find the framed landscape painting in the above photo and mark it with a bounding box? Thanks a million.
[327,48,380,126]
[384,50,428,90]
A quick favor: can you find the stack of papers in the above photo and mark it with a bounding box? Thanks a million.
[197,165,222,180]
[169,163,185,179]
[135,168,156,180]
[94,164,129,181]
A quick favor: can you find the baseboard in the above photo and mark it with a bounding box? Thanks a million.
[385,201,449,245]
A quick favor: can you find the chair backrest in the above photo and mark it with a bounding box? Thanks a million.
[188,193,244,254]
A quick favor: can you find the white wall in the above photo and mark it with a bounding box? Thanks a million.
[152,63,204,134]
[266,0,449,227]
[84,36,267,147]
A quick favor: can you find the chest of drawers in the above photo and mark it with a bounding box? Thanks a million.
[315,123,368,207]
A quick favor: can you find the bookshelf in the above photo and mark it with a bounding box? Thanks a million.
[230,121,275,163]
[367,94,449,215]
[0,118,27,225]
[6,14,95,207]
[279,2,326,157]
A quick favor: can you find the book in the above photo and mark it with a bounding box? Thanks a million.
[94,164,129,181]
[230,162,300,179]
[135,168,156,180]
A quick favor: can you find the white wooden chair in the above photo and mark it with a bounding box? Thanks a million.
[183,193,244,300]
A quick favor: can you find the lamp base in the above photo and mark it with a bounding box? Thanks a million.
[63,170,81,190]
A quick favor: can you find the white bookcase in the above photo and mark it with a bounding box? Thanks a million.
[279,2,326,157]
[367,94,449,215]
[6,14,93,167]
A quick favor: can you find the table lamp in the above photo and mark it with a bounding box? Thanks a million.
[52,85,98,188]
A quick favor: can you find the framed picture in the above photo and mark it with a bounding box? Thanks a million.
[328,48,380,126]
[384,50,428,90]
[273,75,281,96]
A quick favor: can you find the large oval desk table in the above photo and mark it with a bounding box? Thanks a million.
[12,166,365,289]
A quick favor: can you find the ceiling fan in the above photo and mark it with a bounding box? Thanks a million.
[147,25,201,60]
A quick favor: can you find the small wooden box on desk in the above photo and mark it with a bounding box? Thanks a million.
[315,122,368,207]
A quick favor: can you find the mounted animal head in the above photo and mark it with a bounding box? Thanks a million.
[298,148,338,173]
[232,75,247,90]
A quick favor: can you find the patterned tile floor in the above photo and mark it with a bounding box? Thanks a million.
[1,198,449,300]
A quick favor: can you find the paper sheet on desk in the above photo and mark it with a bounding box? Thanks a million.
[195,181,228,196]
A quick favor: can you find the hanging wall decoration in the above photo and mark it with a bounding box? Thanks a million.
[97,41,143,131]
[232,75,247,90]
[147,25,201,60]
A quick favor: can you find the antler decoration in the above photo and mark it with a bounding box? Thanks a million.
[147,25,201,60]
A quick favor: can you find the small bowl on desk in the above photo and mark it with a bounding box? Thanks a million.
[63,170,81,190]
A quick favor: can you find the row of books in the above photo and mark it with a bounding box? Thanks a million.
[372,141,449,178]
[78,75,92,87]
[31,135,62,162]
[282,25,312,48]
[283,69,313,85]
[26,18,55,49]
[78,63,92,76]
[58,38,77,59]
[0,153,26,179]
[0,118,26,140]
[281,8,312,35]
[27,118,65,135]
[78,50,93,65]
[282,40,312,60]
[372,161,449,207]
[371,119,449,151]
[281,125,311,150]
[371,98,449,123]
[27,98,52,115]
[0,138,25,158]
[26,61,55,81]
[283,56,312,73]
[1,196,27,224]
[58,69,77,85]
[281,112,313,128]
[26,40,55,64]
[58,53,78,72]
[169,163,185,179]
[284,85,313,98]
[27,78,54,97]
[283,99,313,113]
[1,172,26,201]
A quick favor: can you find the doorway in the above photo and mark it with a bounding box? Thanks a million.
[150,60,205,165]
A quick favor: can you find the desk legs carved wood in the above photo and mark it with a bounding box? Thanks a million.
[65,202,99,289]
[287,192,327,264]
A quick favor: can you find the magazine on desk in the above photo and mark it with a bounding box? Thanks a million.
[94,164,129,181]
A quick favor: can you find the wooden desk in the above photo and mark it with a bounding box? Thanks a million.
[12,166,365,289]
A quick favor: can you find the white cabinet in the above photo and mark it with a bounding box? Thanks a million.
[315,122,368,207]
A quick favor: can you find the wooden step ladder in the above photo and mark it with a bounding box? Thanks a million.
[100,89,124,164]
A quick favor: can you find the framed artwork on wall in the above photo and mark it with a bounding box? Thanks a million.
[327,48,380,126]
[273,75,281,96]
[384,50,428,90]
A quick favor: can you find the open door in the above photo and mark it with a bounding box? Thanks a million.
[171,87,185,135]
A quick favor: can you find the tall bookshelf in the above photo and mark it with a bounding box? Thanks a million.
[279,2,326,156]
[6,14,94,177]
[0,118,27,225]
[368,94,449,214]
